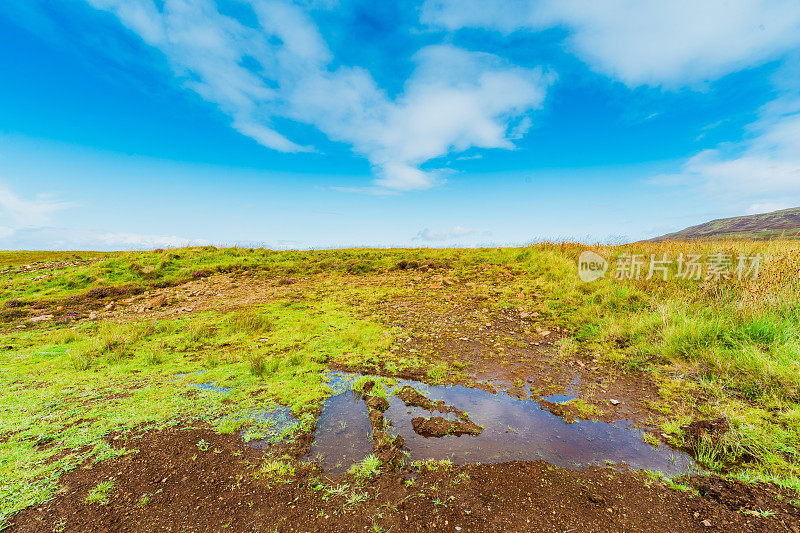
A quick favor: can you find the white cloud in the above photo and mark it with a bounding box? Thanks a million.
[421,0,800,87]
[0,226,210,250]
[650,90,800,210]
[449,225,474,237]
[85,0,552,190]
[413,225,476,241]
[746,201,793,215]
[0,186,70,227]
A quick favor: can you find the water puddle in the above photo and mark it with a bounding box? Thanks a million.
[173,372,232,394]
[307,386,374,473]
[195,382,233,394]
[310,373,697,476]
[543,393,576,403]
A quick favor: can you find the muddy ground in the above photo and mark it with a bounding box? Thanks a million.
[7,426,799,532]
[7,269,800,531]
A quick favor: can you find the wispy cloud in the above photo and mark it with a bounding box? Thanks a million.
[0,226,210,250]
[421,0,800,88]
[653,88,800,209]
[0,185,71,229]
[413,225,476,241]
[746,201,793,215]
[85,0,553,190]
[421,0,800,212]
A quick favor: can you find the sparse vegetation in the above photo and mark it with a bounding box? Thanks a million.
[349,454,382,480]
[85,481,114,505]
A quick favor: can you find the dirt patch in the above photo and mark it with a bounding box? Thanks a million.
[7,425,799,532]
[332,271,681,430]
[683,417,731,441]
[411,415,483,438]
[537,398,584,424]
[395,385,461,414]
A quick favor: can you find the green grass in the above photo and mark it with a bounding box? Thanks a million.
[85,481,114,504]
[349,455,382,480]
[0,293,395,523]
[257,457,296,485]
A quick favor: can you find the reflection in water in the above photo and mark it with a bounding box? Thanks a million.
[307,389,374,473]
[387,383,694,475]
[309,373,696,476]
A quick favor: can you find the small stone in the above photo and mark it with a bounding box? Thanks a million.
[701,519,712,527]
[88,311,98,320]
[29,314,54,323]
[609,399,620,406]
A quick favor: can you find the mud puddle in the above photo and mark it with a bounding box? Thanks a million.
[306,374,374,473]
[311,373,696,476]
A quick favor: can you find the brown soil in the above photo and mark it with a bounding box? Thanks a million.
[682,417,731,441]
[411,416,484,438]
[395,385,461,414]
[7,425,799,532]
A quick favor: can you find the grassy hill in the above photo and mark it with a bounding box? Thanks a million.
[652,207,800,241]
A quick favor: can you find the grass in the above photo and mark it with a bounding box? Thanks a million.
[257,458,296,485]
[0,294,394,522]
[349,455,382,480]
[85,481,114,504]
[1,242,799,521]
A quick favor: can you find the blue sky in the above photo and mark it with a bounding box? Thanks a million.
[1,0,799,250]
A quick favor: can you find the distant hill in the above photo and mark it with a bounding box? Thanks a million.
[652,207,800,241]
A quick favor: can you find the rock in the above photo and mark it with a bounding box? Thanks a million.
[609,399,620,406]
[105,303,115,311]
[701,519,712,527]
[29,315,54,323]
[88,311,98,320]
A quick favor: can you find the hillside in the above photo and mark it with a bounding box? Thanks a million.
[652,207,800,241]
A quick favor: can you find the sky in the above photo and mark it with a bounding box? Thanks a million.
[1,0,799,250]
